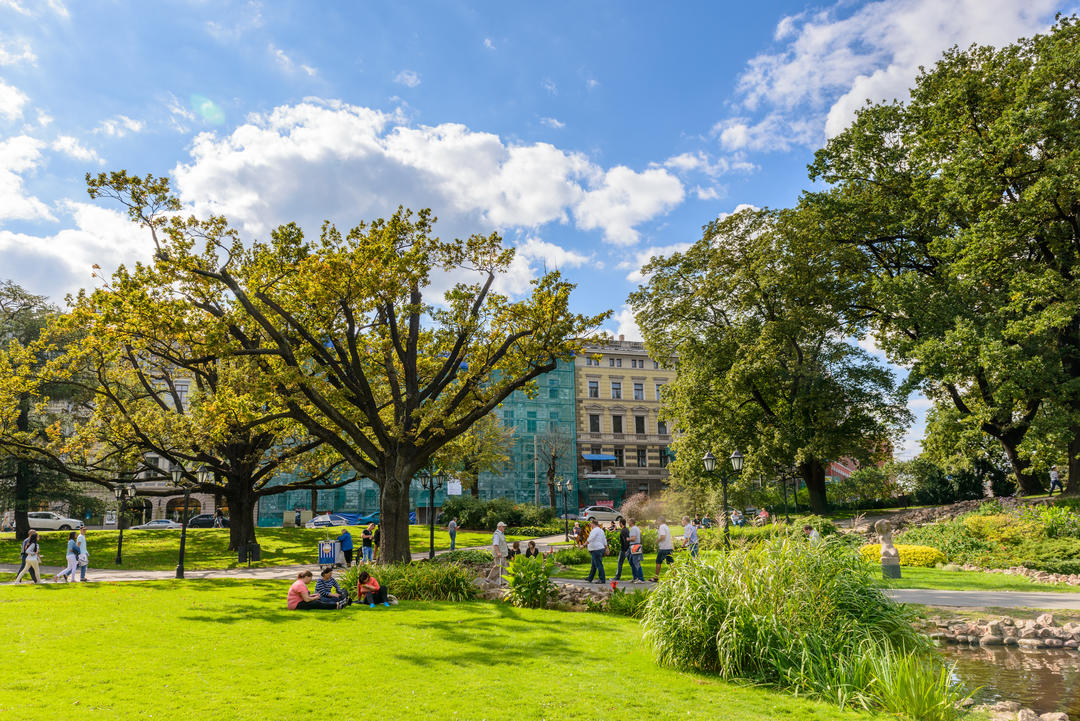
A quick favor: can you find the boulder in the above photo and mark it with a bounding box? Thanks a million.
[1039,713,1070,721]
[1037,613,1056,627]
[1004,636,1019,646]
[1044,638,1064,648]
[1018,638,1044,649]
[987,620,1004,636]
[979,635,1004,646]
[1017,710,1040,721]
[1064,639,1078,649]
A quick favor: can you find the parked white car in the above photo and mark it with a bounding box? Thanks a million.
[26,511,85,531]
[577,505,623,523]
[130,519,184,530]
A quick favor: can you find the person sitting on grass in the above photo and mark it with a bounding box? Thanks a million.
[730,509,744,527]
[524,540,540,558]
[756,508,770,526]
[288,570,345,610]
[356,570,390,608]
[315,567,350,605]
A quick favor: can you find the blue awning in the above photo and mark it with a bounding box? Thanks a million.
[582,453,617,461]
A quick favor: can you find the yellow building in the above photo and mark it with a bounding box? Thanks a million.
[574,336,676,505]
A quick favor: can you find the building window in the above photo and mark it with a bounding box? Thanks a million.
[655,383,663,400]
[612,415,623,434]
[589,414,601,433]
[526,420,537,433]
[174,384,189,408]
[591,445,602,455]
[588,380,599,398]
[609,357,622,367]
[613,448,624,466]
[637,448,647,467]
[635,415,646,434]
[548,387,559,399]
[638,483,649,494]
[586,356,599,366]
[611,381,622,399]
[653,361,660,369]
[658,419,668,435]
[659,447,669,468]
[633,382,644,400]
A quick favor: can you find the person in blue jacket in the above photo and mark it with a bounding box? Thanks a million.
[337,528,354,566]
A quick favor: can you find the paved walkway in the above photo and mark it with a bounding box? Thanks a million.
[885,588,1080,609]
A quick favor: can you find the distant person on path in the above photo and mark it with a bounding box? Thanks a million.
[213,509,225,528]
[287,570,344,610]
[803,525,822,544]
[373,524,381,561]
[650,517,674,582]
[356,570,390,607]
[76,527,89,581]
[492,521,509,582]
[614,518,631,581]
[54,531,80,583]
[14,531,41,584]
[447,517,458,550]
[524,540,540,558]
[585,518,608,584]
[1050,466,1064,496]
[360,524,374,563]
[337,528,354,566]
[681,516,699,559]
[15,531,38,583]
[627,519,645,583]
[731,509,744,527]
[294,509,301,528]
[315,566,350,605]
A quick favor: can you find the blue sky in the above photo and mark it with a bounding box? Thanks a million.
[0,0,1074,457]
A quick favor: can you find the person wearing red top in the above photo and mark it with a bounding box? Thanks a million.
[288,570,344,610]
[356,570,390,608]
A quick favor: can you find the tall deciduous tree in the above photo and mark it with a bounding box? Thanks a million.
[804,18,1080,494]
[89,172,607,562]
[630,208,907,514]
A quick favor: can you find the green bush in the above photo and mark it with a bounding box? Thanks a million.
[896,521,992,565]
[439,497,556,531]
[433,549,493,567]
[606,588,650,618]
[640,537,958,716]
[859,544,946,567]
[505,525,563,537]
[503,555,555,609]
[341,562,477,602]
[1019,504,1080,539]
[801,515,838,536]
[1019,558,1080,575]
[552,547,589,565]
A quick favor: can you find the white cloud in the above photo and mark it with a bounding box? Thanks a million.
[96,115,144,138]
[205,2,264,41]
[0,1,30,14]
[661,150,755,177]
[171,100,684,250]
[606,305,643,342]
[270,44,317,77]
[617,242,692,283]
[585,78,599,90]
[165,93,196,133]
[0,78,29,121]
[483,37,495,50]
[721,0,1061,146]
[44,0,68,18]
[0,135,53,221]
[541,78,557,95]
[51,135,103,164]
[0,0,66,16]
[539,117,565,129]
[694,186,721,200]
[394,70,420,88]
[515,236,590,270]
[0,201,149,298]
[0,38,35,65]
[575,166,684,246]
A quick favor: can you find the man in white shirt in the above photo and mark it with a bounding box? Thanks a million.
[492,521,509,584]
[585,518,608,584]
[651,516,674,582]
[681,515,699,559]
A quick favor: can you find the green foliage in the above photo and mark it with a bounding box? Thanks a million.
[433,549,493,567]
[504,525,563,537]
[640,537,949,716]
[1017,504,1080,539]
[960,514,1038,545]
[1018,558,1080,575]
[606,588,650,618]
[895,522,991,565]
[440,496,556,531]
[858,543,946,568]
[862,644,971,721]
[802,515,838,537]
[502,554,555,609]
[552,547,589,565]
[341,561,477,602]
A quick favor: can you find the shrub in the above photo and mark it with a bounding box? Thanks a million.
[858,544,946,567]
[433,549,493,567]
[802,515,838,536]
[606,588,650,618]
[641,537,949,715]
[439,497,556,531]
[552,547,589,565]
[341,562,477,602]
[505,525,563,537]
[961,514,1039,545]
[1019,504,1080,539]
[896,521,991,564]
[619,492,665,522]
[1020,558,1080,575]
[503,555,555,609]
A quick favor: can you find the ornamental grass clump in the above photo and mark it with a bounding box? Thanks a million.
[341,562,477,602]
[641,536,966,720]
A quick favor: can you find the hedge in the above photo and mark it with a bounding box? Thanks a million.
[858,543,946,568]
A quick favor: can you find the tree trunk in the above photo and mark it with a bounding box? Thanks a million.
[998,438,1043,496]
[378,473,413,564]
[800,458,828,515]
[12,392,31,542]
[226,483,258,551]
[1064,424,1080,497]
[310,488,318,515]
[546,466,557,508]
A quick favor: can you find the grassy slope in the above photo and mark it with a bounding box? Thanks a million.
[0,526,524,571]
[0,580,881,721]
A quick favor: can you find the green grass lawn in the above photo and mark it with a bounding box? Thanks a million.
[0,526,524,571]
[877,566,1080,593]
[0,580,881,721]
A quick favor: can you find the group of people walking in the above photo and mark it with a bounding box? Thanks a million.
[13,528,89,584]
[287,567,392,611]
[570,515,704,585]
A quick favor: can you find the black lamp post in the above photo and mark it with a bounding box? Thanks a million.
[556,477,572,540]
[420,470,446,560]
[113,479,133,565]
[704,449,743,549]
[174,464,202,579]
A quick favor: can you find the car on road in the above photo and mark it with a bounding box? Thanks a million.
[130,519,184,530]
[577,505,623,523]
[187,513,230,528]
[356,511,380,525]
[305,513,353,529]
[26,511,85,531]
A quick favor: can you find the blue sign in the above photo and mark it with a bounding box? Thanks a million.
[318,541,339,565]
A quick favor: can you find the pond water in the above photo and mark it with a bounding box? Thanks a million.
[942,645,1080,716]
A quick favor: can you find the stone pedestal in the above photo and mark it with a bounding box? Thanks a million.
[876,519,901,579]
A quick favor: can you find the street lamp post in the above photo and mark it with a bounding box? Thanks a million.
[113,479,133,565]
[420,470,445,560]
[704,450,743,549]
[555,477,572,540]
[173,464,201,579]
